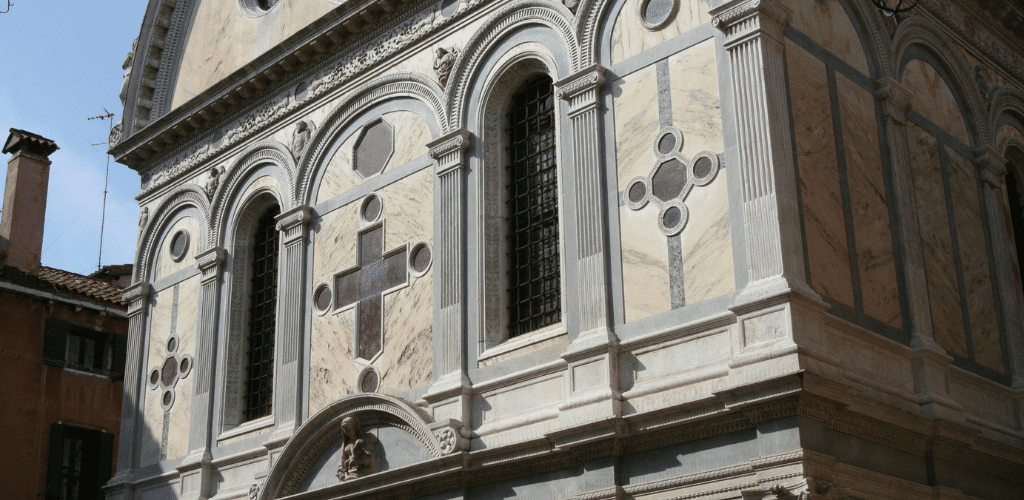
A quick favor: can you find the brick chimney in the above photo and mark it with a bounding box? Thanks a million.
[1,128,59,275]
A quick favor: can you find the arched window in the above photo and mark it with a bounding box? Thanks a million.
[244,205,280,421]
[505,74,560,338]
[1005,145,1024,296]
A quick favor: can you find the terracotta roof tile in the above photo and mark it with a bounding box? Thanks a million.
[36,266,128,306]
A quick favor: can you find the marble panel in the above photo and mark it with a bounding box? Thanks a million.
[787,41,855,308]
[166,275,200,461]
[309,203,360,414]
[613,64,659,190]
[631,330,730,383]
[171,0,335,109]
[681,169,734,303]
[315,128,362,204]
[620,203,672,323]
[669,39,723,159]
[837,74,901,328]
[609,0,712,65]
[237,175,282,206]
[946,148,1003,372]
[376,168,434,394]
[384,111,432,171]
[901,59,970,146]
[787,0,870,76]
[908,124,967,357]
[153,216,201,282]
[476,376,564,424]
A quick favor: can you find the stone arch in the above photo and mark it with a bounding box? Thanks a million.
[259,393,451,499]
[135,184,210,283]
[447,0,580,129]
[893,17,990,148]
[210,140,296,249]
[295,73,446,205]
[991,86,1024,142]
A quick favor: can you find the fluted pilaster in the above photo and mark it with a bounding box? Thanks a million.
[426,130,471,397]
[112,281,151,485]
[712,0,810,303]
[556,65,611,339]
[274,205,312,429]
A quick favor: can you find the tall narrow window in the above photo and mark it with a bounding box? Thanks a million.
[244,206,280,421]
[1006,149,1024,297]
[506,74,560,337]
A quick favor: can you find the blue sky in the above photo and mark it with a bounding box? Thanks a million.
[1,1,148,275]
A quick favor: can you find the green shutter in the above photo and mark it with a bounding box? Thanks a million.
[42,320,69,367]
[44,423,65,500]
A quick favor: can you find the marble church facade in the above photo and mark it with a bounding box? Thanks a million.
[106,0,1024,498]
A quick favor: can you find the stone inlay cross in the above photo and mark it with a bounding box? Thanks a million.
[334,222,408,361]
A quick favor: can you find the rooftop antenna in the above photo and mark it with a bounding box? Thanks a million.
[88,108,115,272]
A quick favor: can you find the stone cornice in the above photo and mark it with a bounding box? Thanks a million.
[874,77,914,124]
[195,247,226,284]
[555,64,606,102]
[710,0,792,46]
[428,129,472,176]
[275,205,312,245]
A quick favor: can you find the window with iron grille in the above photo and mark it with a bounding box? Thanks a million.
[45,424,113,500]
[506,74,560,337]
[244,206,280,421]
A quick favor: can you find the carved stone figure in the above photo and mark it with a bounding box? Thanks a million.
[433,46,459,88]
[974,65,991,102]
[291,120,314,162]
[204,166,220,200]
[119,38,138,106]
[336,416,379,482]
[138,207,149,233]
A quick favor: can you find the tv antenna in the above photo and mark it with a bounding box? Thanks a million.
[88,109,115,272]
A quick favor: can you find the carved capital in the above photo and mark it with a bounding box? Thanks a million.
[428,129,472,177]
[123,282,151,315]
[555,64,606,102]
[275,205,312,245]
[710,0,792,46]
[195,248,226,283]
[874,77,914,125]
[976,146,1008,189]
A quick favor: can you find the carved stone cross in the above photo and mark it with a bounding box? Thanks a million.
[334,222,408,361]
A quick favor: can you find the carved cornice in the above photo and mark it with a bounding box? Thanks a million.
[975,146,1008,188]
[874,77,915,125]
[275,205,312,245]
[123,282,152,315]
[710,0,792,47]
[195,247,225,283]
[428,129,472,176]
[555,65,606,101]
[921,0,1024,87]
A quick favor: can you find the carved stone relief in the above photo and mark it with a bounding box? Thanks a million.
[433,45,460,87]
[336,416,380,482]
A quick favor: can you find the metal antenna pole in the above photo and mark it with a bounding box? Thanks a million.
[88,109,115,272]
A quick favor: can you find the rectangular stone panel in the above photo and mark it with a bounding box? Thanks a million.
[908,124,967,357]
[836,74,902,328]
[787,40,855,308]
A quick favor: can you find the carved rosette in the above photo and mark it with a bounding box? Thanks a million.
[437,428,458,454]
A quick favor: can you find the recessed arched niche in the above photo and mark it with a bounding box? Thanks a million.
[901,58,971,145]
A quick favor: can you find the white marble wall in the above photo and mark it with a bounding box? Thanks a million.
[787,41,855,309]
[670,39,723,159]
[316,130,361,205]
[902,59,971,146]
[384,111,432,169]
[153,216,201,282]
[837,74,902,328]
[608,0,712,65]
[171,0,336,109]
[788,0,870,76]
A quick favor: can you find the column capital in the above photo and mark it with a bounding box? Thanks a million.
[123,281,151,315]
[275,205,312,245]
[195,247,226,283]
[556,64,606,114]
[976,146,1008,189]
[428,129,472,176]
[874,77,914,124]
[711,0,792,46]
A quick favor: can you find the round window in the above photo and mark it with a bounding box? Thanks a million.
[169,230,189,262]
[640,0,678,30]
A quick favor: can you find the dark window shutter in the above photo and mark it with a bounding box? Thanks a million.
[45,423,65,500]
[110,334,128,382]
[42,320,69,367]
[98,431,114,499]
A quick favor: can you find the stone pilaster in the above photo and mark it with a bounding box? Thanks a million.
[178,247,225,500]
[273,205,312,433]
[423,130,472,426]
[555,64,612,343]
[712,0,824,376]
[109,281,151,495]
[976,148,1024,393]
[554,65,620,424]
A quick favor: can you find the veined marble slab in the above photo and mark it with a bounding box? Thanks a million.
[613,64,659,190]
[620,203,672,323]
[316,129,361,205]
[153,216,202,282]
[788,0,870,76]
[902,59,970,146]
[681,169,734,303]
[609,0,712,65]
[670,38,723,159]
[787,40,855,309]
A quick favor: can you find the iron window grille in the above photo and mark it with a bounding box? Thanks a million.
[505,74,561,337]
[244,206,280,421]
